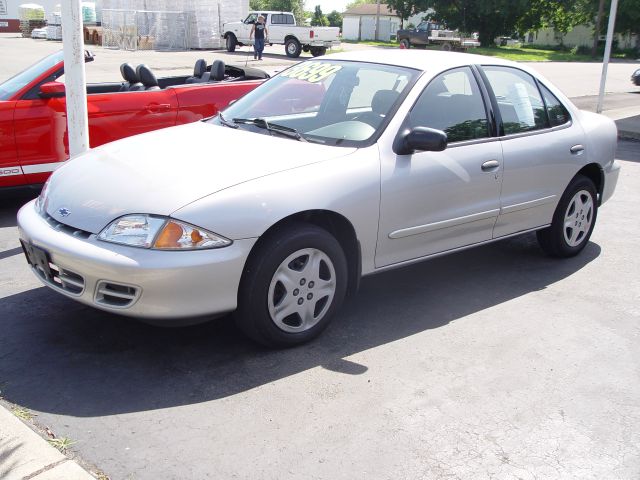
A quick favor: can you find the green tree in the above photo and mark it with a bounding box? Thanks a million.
[345,0,368,11]
[311,5,330,26]
[421,0,532,46]
[385,0,422,28]
[249,0,306,24]
[327,10,343,28]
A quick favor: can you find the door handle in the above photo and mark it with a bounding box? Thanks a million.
[570,144,584,154]
[481,160,500,171]
[146,104,171,113]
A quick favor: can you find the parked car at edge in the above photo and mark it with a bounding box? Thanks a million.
[632,68,640,86]
[223,11,340,58]
[0,50,267,189]
[18,50,620,347]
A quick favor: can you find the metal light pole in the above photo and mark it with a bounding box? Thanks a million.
[596,0,619,114]
[375,0,380,41]
[60,0,90,157]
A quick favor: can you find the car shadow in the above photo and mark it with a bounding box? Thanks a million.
[0,230,601,417]
[0,189,39,228]
[616,139,640,163]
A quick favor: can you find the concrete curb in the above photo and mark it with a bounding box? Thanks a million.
[0,405,96,480]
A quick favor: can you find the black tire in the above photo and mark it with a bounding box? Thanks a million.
[285,38,302,58]
[225,34,236,52]
[441,42,453,51]
[400,39,410,49]
[236,224,348,348]
[310,46,327,57]
[537,175,598,257]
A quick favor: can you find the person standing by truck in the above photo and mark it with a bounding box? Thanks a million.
[250,15,268,60]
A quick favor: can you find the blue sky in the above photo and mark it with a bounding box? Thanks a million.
[309,0,351,14]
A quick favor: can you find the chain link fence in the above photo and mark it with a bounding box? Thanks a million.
[102,9,189,51]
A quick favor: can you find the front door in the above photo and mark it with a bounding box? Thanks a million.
[13,84,178,185]
[377,67,503,267]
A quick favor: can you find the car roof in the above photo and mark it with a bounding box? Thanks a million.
[324,50,517,73]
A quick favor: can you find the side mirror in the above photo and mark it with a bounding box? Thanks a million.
[39,81,66,98]
[393,126,447,155]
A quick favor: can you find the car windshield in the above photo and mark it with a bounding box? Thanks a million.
[0,50,64,100]
[210,60,419,147]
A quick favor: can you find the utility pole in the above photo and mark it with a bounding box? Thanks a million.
[375,0,380,41]
[60,0,90,158]
[597,0,619,114]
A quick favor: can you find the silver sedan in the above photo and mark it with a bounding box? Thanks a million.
[18,50,620,347]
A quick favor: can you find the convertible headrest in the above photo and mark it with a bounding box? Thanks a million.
[120,63,139,83]
[137,64,159,88]
[193,59,207,77]
[210,60,226,82]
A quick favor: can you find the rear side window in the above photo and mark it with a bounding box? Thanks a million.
[272,14,294,24]
[406,67,490,143]
[539,83,571,127]
[482,66,547,135]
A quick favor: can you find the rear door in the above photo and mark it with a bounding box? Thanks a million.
[479,65,584,237]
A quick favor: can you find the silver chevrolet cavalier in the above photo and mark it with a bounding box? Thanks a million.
[18,51,620,347]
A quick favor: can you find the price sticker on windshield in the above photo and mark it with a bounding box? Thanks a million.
[280,62,342,83]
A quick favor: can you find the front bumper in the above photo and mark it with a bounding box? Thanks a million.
[17,200,257,321]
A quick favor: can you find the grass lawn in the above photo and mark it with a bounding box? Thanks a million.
[472,46,594,62]
[344,40,632,62]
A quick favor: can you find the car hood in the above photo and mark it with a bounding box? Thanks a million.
[44,121,356,233]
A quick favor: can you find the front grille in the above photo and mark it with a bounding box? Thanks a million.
[43,212,92,239]
[95,281,140,308]
[33,261,85,295]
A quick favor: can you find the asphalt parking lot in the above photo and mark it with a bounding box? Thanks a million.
[1,34,640,479]
[0,140,639,479]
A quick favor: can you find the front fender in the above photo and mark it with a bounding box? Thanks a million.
[171,147,381,274]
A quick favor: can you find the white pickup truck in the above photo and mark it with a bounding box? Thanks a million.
[222,11,340,58]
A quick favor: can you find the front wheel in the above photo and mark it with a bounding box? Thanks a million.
[236,224,348,347]
[226,34,237,52]
[537,175,598,257]
[285,38,302,58]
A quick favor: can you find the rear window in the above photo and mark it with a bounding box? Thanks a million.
[272,14,294,25]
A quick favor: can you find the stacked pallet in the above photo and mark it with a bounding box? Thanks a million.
[47,12,62,41]
[19,3,46,38]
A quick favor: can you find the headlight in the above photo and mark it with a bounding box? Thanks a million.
[35,178,51,215]
[98,215,232,250]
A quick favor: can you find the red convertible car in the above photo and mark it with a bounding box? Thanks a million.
[0,50,268,189]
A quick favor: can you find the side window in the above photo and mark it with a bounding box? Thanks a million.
[482,66,548,135]
[539,83,571,127]
[272,14,292,24]
[407,67,490,143]
[244,13,257,24]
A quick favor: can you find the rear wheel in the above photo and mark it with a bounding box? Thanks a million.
[225,34,236,52]
[236,224,348,347]
[285,38,302,58]
[537,175,598,257]
[441,42,453,51]
[310,46,327,57]
[400,39,410,49]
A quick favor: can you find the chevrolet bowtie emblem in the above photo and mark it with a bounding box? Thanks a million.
[58,207,71,217]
